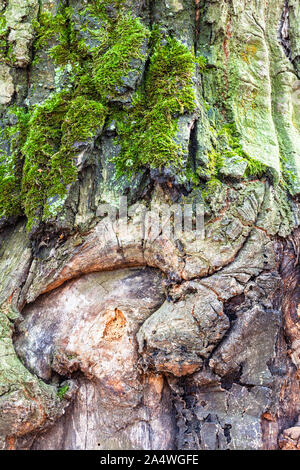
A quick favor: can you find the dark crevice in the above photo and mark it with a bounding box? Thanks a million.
[148,0,155,29]
[220,365,243,391]
[168,377,201,450]
[223,423,232,444]
[195,0,201,45]
[210,294,245,363]
[224,293,243,324]
[278,0,291,61]
[188,119,198,173]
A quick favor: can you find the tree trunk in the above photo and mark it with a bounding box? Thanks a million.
[0,0,299,450]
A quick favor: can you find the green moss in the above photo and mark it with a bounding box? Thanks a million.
[20,92,108,230]
[92,14,150,101]
[113,31,198,175]
[61,96,107,143]
[57,383,69,400]
[203,123,267,177]
[42,96,107,221]
[279,153,297,192]
[206,147,225,176]
[33,6,88,69]
[85,0,126,18]
[0,87,108,229]
[0,9,16,65]
[0,3,111,229]
[201,176,222,202]
[0,153,21,218]
[0,3,202,228]
[217,123,267,178]
[0,12,8,59]
[0,107,30,219]
[189,121,268,200]
[196,55,208,73]
[21,91,70,230]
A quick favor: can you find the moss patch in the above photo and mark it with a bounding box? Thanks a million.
[21,91,72,229]
[0,2,202,229]
[57,383,69,400]
[0,8,17,65]
[0,107,29,219]
[188,121,269,203]
[218,123,267,178]
[197,122,267,182]
[92,14,150,101]
[113,29,198,175]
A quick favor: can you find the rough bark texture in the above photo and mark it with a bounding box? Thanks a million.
[0,0,300,450]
